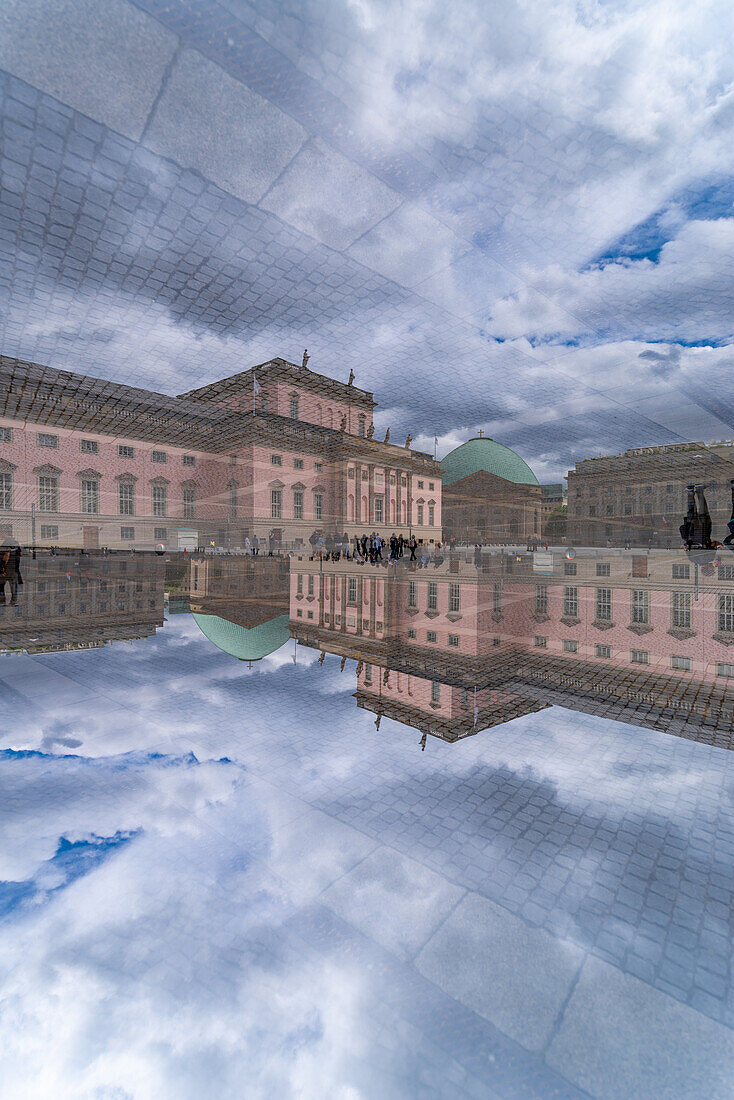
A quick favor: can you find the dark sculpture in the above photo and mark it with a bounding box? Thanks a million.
[367,424,375,440]
[384,427,390,443]
[405,433,413,448]
[348,369,355,385]
[302,348,310,369]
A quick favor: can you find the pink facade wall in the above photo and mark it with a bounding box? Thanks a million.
[248,380,373,435]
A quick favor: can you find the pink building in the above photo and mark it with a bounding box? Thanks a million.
[0,354,442,550]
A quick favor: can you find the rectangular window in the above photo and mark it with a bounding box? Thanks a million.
[364,663,372,684]
[290,397,299,419]
[672,563,690,579]
[37,433,58,448]
[296,573,303,594]
[118,483,135,515]
[374,496,384,523]
[671,656,691,671]
[631,589,649,624]
[314,493,323,521]
[229,454,237,466]
[596,588,612,621]
[417,504,424,526]
[40,525,58,539]
[271,454,282,466]
[183,488,196,519]
[152,485,167,517]
[293,490,304,520]
[448,634,459,647]
[294,458,304,470]
[427,631,438,643]
[427,581,438,610]
[563,640,578,653]
[348,467,355,479]
[118,444,134,458]
[672,591,691,629]
[0,426,12,442]
[270,489,282,519]
[315,462,323,473]
[120,526,135,540]
[408,580,417,607]
[358,417,365,437]
[183,455,196,467]
[428,504,435,526]
[564,561,577,575]
[718,595,734,633]
[449,582,460,612]
[493,583,502,613]
[716,662,734,677]
[596,562,610,576]
[535,584,548,614]
[563,586,578,617]
[154,527,167,540]
[417,481,424,489]
[39,476,59,512]
[429,482,434,491]
[407,628,417,639]
[151,451,167,463]
[307,575,314,595]
[595,644,611,658]
[493,637,501,646]
[631,650,649,664]
[534,636,547,648]
[431,681,440,702]
[80,439,98,454]
[229,484,237,515]
[0,472,12,510]
[348,577,357,602]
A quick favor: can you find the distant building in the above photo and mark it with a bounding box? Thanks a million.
[567,441,734,547]
[440,436,542,544]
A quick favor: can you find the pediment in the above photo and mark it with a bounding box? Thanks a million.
[269,479,285,489]
[0,458,16,473]
[77,467,102,479]
[150,476,170,486]
[33,464,61,476]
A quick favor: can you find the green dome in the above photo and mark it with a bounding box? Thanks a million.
[192,613,290,661]
[441,437,539,488]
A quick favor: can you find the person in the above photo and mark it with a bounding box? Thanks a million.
[375,534,383,561]
[408,535,417,561]
[361,533,368,558]
[318,651,326,666]
[474,544,482,568]
[244,535,251,555]
[252,534,259,556]
[419,732,427,751]
[724,480,734,547]
[680,484,713,549]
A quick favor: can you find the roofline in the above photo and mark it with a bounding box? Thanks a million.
[177,357,377,409]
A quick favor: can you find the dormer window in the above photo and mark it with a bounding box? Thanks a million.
[358,415,366,437]
[290,395,299,419]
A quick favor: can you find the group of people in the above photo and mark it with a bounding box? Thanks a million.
[305,531,461,568]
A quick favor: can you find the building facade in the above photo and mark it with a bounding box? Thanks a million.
[567,440,734,548]
[0,354,442,550]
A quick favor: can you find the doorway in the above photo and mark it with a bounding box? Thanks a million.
[83,526,99,549]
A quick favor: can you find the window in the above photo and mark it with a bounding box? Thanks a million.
[417,504,424,525]
[534,636,547,648]
[596,588,612,621]
[37,433,58,448]
[672,591,691,629]
[183,487,196,519]
[563,640,578,653]
[493,637,501,646]
[80,439,98,454]
[431,681,440,702]
[154,527,167,540]
[39,475,59,512]
[535,585,548,614]
[314,492,323,521]
[429,482,434,491]
[314,462,323,473]
[358,415,365,437]
[152,485,168,517]
[374,496,383,523]
[716,662,734,677]
[40,525,58,539]
[448,634,459,647]
[119,483,135,515]
[118,444,134,458]
[427,631,438,643]
[564,561,577,575]
[151,451,167,463]
[718,595,734,633]
[271,454,282,466]
[261,396,269,413]
[229,484,238,515]
[407,628,417,639]
[183,455,196,467]
[229,454,237,467]
[294,458,304,470]
[121,526,135,540]
[348,577,357,602]
[417,481,424,489]
[290,396,299,419]
[408,580,417,607]
[595,644,611,658]
[719,564,734,581]
[671,656,691,671]
[364,663,372,684]
[428,504,435,526]
[296,573,303,594]
[672,563,690,579]
[631,589,649,624]
[348,467,355,479]
[428,581,438,610]
[596,563,610,576]
[563,586,578,617]
[631,650,649,664]
[589,506,596,516]
[307,575,314,596]
[0,426,11,442]
[493,583,502,613]
[449,583,460,612]
[0,472,12,510]
[293,490,304,520]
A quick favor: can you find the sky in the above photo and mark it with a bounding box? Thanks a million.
[2,0,734,479]
[3,616,734,1098]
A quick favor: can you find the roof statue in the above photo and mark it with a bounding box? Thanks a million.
[367,423,375,439]
[348,369,355,385]
[302,348,310,369]
[384,427,390,443]
[405,433,413,448]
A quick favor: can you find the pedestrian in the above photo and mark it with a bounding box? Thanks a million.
[409,535,417,561]
[252,534,259,555]
[244,535,251,555]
